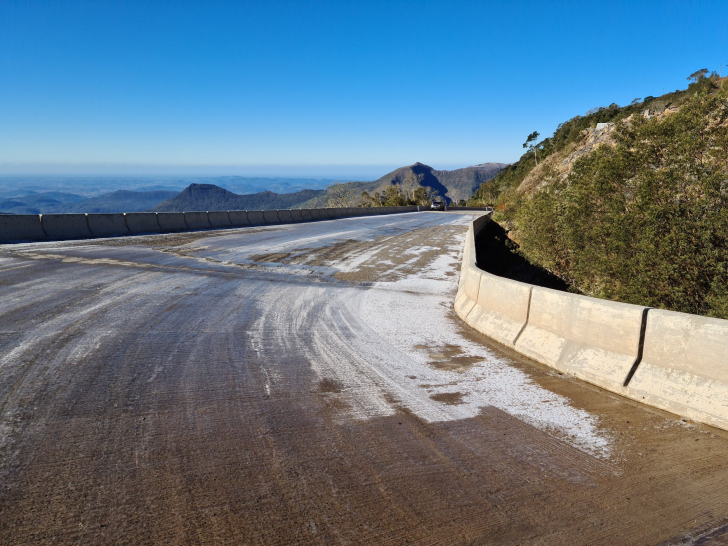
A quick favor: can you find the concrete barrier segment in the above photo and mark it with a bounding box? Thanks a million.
[41,214,93,240]
[301,209,313,221]
[473,214,491,236]
[184,211,211,230]
[157,212,188,232]
[309,209,321,220]
[125,213,161,234]
[277,209,294,223]
[626,310,728,430]
[229,211,250,226]
[455,211,728,432]
[0,215,47,242]
[290,209,303,222]
[87,214,130,237]
[263,210,281,224]
[467,273,533,347]
[454,265,482,319]
[514,287,647,392]
[208,211,232,227]
[246,210,266,225]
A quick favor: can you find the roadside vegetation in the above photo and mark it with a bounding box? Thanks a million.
[326,180,440,208]
[469,72,728,318]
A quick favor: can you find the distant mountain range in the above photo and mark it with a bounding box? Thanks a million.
[151,185,326,212]
[301,162,507,206]
[0,190,177,214]
[0,175,335,199]
[0,162,506,214]
[151,162,506,212]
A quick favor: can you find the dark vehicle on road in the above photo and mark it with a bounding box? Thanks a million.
[430,199,446,211]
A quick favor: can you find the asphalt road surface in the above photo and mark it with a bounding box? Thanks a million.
[2,212,728,545]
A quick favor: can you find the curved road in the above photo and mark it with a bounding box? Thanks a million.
[1,212,728,544]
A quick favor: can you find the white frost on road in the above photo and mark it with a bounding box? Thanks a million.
[351,227,613,458]
[250,214,614,459]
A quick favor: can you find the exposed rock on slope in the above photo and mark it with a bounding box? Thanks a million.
[517,123,617,195]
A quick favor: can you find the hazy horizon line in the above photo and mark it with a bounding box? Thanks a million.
[0,161,504,179]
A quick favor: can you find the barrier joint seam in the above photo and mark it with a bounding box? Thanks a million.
[38,214,49,237]
[623,307,651,387]
[512,286,533,345]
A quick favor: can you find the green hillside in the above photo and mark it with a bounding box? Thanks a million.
[472,73,728,318]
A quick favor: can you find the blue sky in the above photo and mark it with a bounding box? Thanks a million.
[1,0,727,178]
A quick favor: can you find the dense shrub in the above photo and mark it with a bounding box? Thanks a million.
[514,86,728,317]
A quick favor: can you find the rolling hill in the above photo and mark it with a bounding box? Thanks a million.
[0,190,176,214]
[151,184,326,212]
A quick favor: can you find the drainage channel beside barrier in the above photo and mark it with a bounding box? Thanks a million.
[455,213,728,432]
[0,206,420,244]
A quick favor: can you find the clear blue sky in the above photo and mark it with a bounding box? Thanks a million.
[1,0,727,178]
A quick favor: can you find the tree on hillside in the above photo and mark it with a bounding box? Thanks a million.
[687,68,709,83]
[523,131,541,165]
[400,175,420,203]
[326,183,359,207]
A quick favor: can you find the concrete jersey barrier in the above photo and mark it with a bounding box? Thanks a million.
[626,310,728,430]
[247,211,265,225]
[87,213,130,237]
[514,287,647,392]
[157,212,187,231]
[0,215,46,243]
[125,213,160,234]
[184,211,211,230]
[42,214,92,240]
[209,211,232,227]
[277,210,294,223]
[455,213,728,433]
[468,273,533,347]
[229,211,250,226]
[0,206,423,244]
[263,210,280,224]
